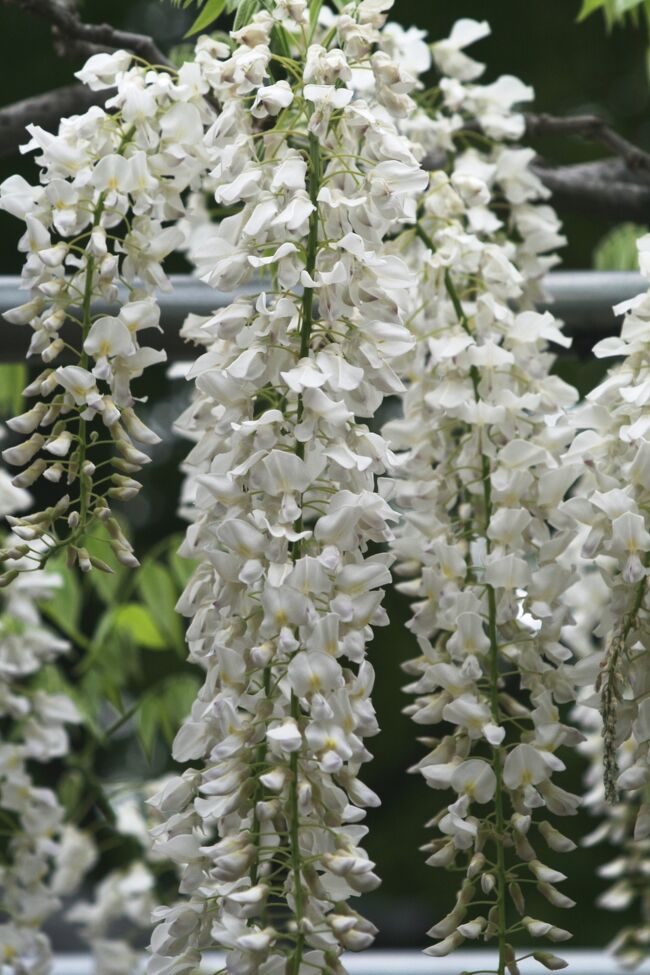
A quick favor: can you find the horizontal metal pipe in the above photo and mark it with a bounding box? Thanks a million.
[49,950,642,975]
[0,271,644,363]
[543,270,644,330]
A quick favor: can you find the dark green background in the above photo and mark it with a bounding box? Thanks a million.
[0,0,645,949]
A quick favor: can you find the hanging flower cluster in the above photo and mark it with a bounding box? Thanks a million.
[148,3,428,973]
[555,235,650,969]
[0,426,88,973]
[67,787,161,975]
[0,50,214,578]
[564,234,650,809]
[573,648,650,970]
[582,746,650,971]
[4,2,650,972]
[383,19,583,971]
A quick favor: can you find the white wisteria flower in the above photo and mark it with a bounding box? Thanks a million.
[147,3,428,973]
[0,426,84,973]
[0,50,213,577]
[564,234,650,808]
[383,17,581,972]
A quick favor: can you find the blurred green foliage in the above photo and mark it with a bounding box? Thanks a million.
[578,0,650,33]
[0,364,26,414]
[594,221,649,268]
[169,0,227,37]
[40,525,198,756]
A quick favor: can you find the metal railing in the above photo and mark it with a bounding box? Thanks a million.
[49,949,650,974]
[0,271,644,362]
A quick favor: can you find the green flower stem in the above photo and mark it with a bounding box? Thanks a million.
[289,130,321,975]
[250,664,271,912]
[39,603,92,653]
[74,125,135,543]
[600,570,648,802]
[443,267,508,975]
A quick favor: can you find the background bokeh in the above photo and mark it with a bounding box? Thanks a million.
[0,0,647,950]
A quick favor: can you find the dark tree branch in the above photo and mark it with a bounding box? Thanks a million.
[435,112,650,223]
[1,0,171,67]
[0,85,107,158]
[525,112,650,175]
[0,0,174,160]
[532,158,650,223]
[0,10,648,225]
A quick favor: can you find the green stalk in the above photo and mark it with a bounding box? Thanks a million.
[250,665,271,901]
[308,0,324,41]
[487,566,507,975]
[77,212,102,527]
[288,130,321,975]
[74,125,135,537]
[600,572,648,802]
[443,267,508,975]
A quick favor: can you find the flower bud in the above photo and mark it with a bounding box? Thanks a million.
[481,872,495,894]
[538,821,576,853]
[0,569,20,587]
[77,547,92,573]
[2,434,45,466]
[12,458,47,487]
[42,338,65,363]
[532,952,568,971]
[538,882,575,909]
[529,860,566,884]
[6,403,48,435]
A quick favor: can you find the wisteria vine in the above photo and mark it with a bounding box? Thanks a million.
[0,50,213,578]
[148,4,430,972]
[383,21,583,973]
[0,1,650,974]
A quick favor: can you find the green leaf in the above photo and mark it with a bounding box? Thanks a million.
[234,0,259,31]
[168,41,197,67]
[168,542,196,591]
[103,680,126,715]
[593,222,648,271]
[185,0,227,36]
[577,0,607,20]
[138,694,160,759]
[114,604,167,649]
[137,559,185,654]
[614,0,645,14]
[80,665,126,720]
[59,770,85,817]
[41,555,82,630]
[138,674,200,757]
[86,608,143,685]
[580,0,647,24]
[83,521,128,604]
[0,365,26,416]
